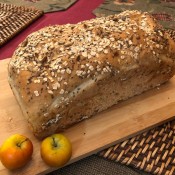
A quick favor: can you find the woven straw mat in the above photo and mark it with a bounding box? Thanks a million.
[0,3,43,46]
[98,119,175,175]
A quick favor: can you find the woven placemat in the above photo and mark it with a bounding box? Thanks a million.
[167,29,175,41]
[0,3,43,46]
[98,120,175,175]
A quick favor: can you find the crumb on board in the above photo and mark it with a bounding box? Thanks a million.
[8,117,12,122]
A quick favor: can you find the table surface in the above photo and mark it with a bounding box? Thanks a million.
[0,0,104,60]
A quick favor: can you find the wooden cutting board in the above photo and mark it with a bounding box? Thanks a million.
[1,58,175,175]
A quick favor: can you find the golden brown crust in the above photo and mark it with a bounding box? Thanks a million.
[8,10,175,139]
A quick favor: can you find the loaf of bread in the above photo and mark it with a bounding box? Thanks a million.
[8,10,175,139]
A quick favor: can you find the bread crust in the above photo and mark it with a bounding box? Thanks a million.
[8,11,175,139]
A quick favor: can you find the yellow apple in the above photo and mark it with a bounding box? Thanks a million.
[0,134,33,170]
[40,133,72,167]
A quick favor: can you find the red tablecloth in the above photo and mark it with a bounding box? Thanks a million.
[0,0,104,60]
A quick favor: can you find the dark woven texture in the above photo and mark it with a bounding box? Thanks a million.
[99,121,175,175]
[0,3,43,46]
[48,155,150,175]
[167,29,175,41]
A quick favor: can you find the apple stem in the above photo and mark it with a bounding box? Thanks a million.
[17,138,28,147]
[52,137,57,147]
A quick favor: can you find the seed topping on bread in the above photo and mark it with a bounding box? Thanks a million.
[10,10,171,100]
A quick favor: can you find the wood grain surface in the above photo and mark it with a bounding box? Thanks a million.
[1,58,175,175]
